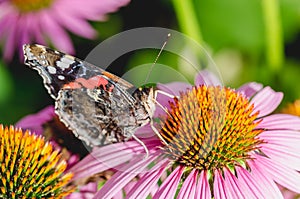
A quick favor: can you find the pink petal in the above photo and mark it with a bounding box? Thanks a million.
[39,11,74,54]
[222,168,246,198]
[195,170,211,199]
[94,155,157,198]
[157,82,192,97]
[15,105,55,135]
[194,70,222,86]
[247,160,283,199]
[52,7,96,39]
[213,169,227,199]
[251,86,283,118]
[254,154,300,193]
[153,165,185,199]
[177,169,197,199]
[126,159,169,199]
[235,166,266,198]
[260,144,300,171]
[237,82,263,98]
[3,12,18,61]
[257,114,300,130]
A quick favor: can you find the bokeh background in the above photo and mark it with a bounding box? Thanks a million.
[1,0,300,125]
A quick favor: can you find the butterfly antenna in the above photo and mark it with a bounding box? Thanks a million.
[144,33,171,84]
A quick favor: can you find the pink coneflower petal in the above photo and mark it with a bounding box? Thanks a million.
[53,8,97,39]
[16,105,55,135]
[126,160,169,199]
[237,82,263,98]
[3,13,18,61]
[194,69,222,86]
[94,155,157,199]
[195,171,211,199]
[251,86,283,117]
[177,169,197,199]
[157,82,192,97]
[248,160,283,199]
[222,168,245,198]
[254,155,300,193]
[235,166,266,198]
[153,165,185,199]
[213,170,227,199]
[257,114,300,130]
[39,11,74,54]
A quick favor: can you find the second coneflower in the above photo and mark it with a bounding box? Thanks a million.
[69,71,300,198]
[0,125,74,199]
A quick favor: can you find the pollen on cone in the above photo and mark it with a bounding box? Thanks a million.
[0,125,75,198]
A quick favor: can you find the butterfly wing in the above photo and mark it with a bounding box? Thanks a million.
[23,44,147,146]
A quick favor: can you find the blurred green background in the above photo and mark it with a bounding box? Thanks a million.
[1,0,300,125]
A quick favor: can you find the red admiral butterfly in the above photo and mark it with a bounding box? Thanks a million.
[23,44,168,156]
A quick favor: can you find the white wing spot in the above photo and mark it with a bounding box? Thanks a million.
[47,66,57,74]
[58,75,65,80]
[56,55,75,70]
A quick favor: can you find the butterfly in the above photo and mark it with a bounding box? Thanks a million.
[23,44,170,156]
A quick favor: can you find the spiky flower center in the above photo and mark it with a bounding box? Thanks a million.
[11,0,53,13]
[160,86,264,170]
[0,125,74,199]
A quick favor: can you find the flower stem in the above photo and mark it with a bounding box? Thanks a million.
[261,0,284,72]
[171,0,203,44]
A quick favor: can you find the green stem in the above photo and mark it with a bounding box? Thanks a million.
[262,0,284,72]
[171,0,203,44]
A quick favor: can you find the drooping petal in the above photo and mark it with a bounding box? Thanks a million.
[152,165,185,199]
[194,69,222,86]
[256,114,300,130]
[222,168,245,198]
[126,159,169,199]
[247,160,284,199]
[195,170,211,199]
[94,154,158,198]
[251,86,283,118]
[177,169,197,199]
[69,140,158,180]
[237,82,263,98]
[213,169,227,199]
[254,154,300,193]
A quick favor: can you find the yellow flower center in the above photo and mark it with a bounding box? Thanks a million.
[11,0,53,13]
[160,86,264,170]
[0,125,74,199]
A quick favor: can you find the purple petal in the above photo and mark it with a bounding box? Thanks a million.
[194,70,222,86]
[235,166,266,198]
[237,82,263,98]
[69,140,161,180]
[94,155,157,198]
[39,11,74,54]
[157,82,192,97]
[213,169,227,199]
[3,12,18,61]
[257,114,300,130]
[15,106,55,135]
[126,159,169,198]
[222,168,245,198]
[254,154,300,193]
[52,7,97,39]
[153,165,185,199]
[195,170,211,199]
[177,169,197,199]
[247,160,283,199]
[251,86,283,118]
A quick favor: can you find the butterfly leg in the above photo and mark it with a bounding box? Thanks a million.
[131,134,149,159]
[154,89,179,99]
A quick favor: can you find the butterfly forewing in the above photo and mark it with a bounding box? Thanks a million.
[23,44,153,147]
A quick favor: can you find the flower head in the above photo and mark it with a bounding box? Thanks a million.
[0,0,130,61]
[68,71,300,198]
[0,125,74,198]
